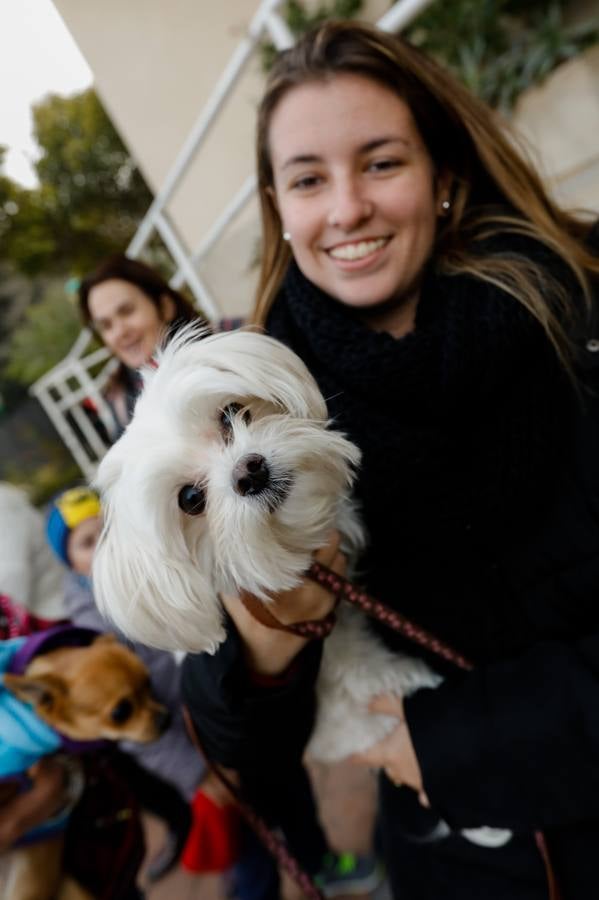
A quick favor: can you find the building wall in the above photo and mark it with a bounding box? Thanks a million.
[513,44,599,216]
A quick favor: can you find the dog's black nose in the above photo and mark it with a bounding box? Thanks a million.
[233,454,270,496]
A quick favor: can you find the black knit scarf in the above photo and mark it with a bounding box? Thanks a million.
[267,255,570,604]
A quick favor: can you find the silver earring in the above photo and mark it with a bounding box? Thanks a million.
[283,231,291,241]
[441,200,451,211]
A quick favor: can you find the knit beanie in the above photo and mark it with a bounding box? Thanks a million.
[46,487,102,567]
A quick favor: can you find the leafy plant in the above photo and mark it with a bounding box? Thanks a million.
[260,1,598,109]
[405,0,599,110]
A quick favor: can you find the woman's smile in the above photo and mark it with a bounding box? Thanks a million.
[325,235,392,267]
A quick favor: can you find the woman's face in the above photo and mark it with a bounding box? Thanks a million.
[269,74,450,335]
[88,279,174,369]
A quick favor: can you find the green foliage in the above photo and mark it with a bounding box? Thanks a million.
[0,148,28,253]
[2,88,153,277]
[4,284,83,386]
[406,0,599,110]
[261,0,364,70]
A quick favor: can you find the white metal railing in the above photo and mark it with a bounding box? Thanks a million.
[31,0,434,481]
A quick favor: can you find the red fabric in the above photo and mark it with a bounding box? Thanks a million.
[180,788,241,873]
[0,594,63,639]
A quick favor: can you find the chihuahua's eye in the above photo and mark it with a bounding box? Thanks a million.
[220,403,251,441]
[111,698,133,724]
[178,484,206,516]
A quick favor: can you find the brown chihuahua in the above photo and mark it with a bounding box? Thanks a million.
[1,633,169,900]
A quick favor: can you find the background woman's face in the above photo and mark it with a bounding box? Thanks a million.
[269,74,449,334]
[88,279,172,369]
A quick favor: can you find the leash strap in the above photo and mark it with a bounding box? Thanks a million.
[182,706,324,900]
[307,561,474,670]
[240,590,339,638]
[535,832,562,900]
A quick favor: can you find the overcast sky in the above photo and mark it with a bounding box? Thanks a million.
[1,0,92,187]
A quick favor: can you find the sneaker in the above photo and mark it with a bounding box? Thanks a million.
[314,852,385,898]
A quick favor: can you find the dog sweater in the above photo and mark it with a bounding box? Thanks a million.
[0,625,104,777]
[0,636,61,777]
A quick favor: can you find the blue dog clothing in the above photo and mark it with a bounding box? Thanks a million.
[0,625,104,844]
[0,637,61,776]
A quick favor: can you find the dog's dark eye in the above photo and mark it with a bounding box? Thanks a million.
[220,403,251,441]
[111,699,133,724]
[178,484,206,516]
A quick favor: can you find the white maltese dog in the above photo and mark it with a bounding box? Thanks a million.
[93,327,436,761]
[92,328,510,846]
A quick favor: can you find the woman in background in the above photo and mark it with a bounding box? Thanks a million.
[78,254,201,439]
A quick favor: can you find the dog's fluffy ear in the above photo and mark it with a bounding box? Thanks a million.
[3,672,67,712]
[92,515,226,654]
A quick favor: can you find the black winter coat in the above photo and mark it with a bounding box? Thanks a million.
[182,230,599,899]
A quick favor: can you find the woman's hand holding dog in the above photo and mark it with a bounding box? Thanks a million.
[352,694,429,806]
[221,532,346,676]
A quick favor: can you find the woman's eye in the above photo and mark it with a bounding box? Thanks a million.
[220,404,251,440]
[368,158,401,173]
[291,174,322,191]
[111,698,133,724]
[178,484,207,516]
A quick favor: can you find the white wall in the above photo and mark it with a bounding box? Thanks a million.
[513,44,599,216]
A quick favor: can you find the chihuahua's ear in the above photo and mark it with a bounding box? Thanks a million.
[3,672,67,712]
[92,633,118,646]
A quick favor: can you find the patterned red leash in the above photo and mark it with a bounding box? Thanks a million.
[306,562,474,670]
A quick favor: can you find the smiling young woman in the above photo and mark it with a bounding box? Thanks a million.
[181,18,599,900]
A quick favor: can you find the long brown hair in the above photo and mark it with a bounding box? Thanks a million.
[254,20,599,367]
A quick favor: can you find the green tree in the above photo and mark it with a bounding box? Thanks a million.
[4,88,153,277]
[0,88,153,406]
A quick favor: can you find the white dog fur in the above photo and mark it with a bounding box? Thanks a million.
[93,329,510,847]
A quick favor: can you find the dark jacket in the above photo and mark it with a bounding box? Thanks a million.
[182,229,599,899]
